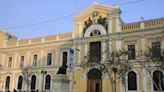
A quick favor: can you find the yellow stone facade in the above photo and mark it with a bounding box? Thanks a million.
[0,3,164,92]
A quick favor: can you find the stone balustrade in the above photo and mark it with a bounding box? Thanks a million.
[121,18,164,32]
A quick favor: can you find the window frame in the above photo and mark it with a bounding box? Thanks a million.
[17,76,23,90]
[89,41,101,63]
[30,75,36,91]
[127,71,137,91]
[46,53,52,66]
[5,76,10,91]
[60,49,70,66]
[126,70,139,92]
[8,57,13,68]
[32,54,38,66]
[125,41,137,62]
[45,75,51,90]
[20,56,25,68]
[152,70,164,91]
[127,44,136,60]
[151,42,161,58]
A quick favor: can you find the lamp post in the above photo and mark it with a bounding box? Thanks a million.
[41,70,47,92]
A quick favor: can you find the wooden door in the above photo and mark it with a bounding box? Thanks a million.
[87,79,102,92]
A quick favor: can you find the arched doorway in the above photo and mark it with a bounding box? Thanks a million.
[87,68,102,92]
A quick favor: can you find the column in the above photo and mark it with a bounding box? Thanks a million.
[40,49,44,66]
[115,38,122,51]
[16,39,19,46]
[102,40,106,62]
[42,37,45,43]
[55,48,59,65]
[27,51,31,66]
[116,16,121,32]
[84,39,88,62]
[108,18,113,33]
[161,37,164,51]
[1,54,7,67]
[142,69,147,92]
[28,39,31,45]
[78,22,83,38]
[140,17,145,29]
[78,40,82,64]
[109,38,112,52]
[38,74,43,91]
[14,53,18,68]
[141,36,145,51]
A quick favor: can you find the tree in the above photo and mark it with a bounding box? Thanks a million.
[21,66,31,92]
[136,41,164,92]
[81,39,131,92]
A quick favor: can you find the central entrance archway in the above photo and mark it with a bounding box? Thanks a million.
[87,68,102,92]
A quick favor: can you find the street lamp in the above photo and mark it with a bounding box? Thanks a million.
[41,70,47,92]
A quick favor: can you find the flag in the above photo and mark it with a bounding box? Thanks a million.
[70,49,74,71]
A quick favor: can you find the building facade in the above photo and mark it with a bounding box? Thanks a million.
[0,3,164,92]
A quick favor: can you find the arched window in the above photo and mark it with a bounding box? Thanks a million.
[30,75,36,91]
[153,70,164,91]
[17,76,23,90]
[5,76,10,91]
[45,75,51,90]
[128,71,137,90]
[90,30,101,36]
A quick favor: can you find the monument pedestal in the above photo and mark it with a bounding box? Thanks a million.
[53,74,70,92]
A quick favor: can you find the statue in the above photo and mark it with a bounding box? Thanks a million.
[56,53,68,75]
[98,16,107,26]
[85,18,92,29]
[56,65,67,75]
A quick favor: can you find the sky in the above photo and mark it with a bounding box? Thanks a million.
[0,0,164,39]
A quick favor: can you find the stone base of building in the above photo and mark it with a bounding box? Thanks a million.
[52,74,70,92]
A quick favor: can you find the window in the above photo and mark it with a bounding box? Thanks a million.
[128,45,135,60]
[62,52,68,67]
[17,76,23,90]
[45,75,51,90]
[90,42,101,62]
[47,53,52,65]
[152,42,161,58]
[5,76,10,91]
[33,55,37,66]
[30,75,36,91]
[8,57,12,68]
[128,71,137,90]
[90,30,101,36]
[20,56,24,68]
[153,70,164,91]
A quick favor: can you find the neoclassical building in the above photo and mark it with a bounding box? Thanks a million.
[0,3,164,92]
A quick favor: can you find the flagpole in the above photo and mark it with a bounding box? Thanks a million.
[71,24,75,92]
[71,1,78,91]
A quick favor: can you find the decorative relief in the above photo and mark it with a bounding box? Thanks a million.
[83,11,108,34]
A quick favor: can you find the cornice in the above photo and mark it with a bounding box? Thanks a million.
[0,39,73,52]
[74,3,119,21]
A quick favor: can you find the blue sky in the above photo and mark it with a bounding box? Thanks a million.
[0,0,164,39]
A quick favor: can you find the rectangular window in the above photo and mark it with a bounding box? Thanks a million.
[47,53,52,65]
[62,52,67,67]
[33,54,37,66]
[152,42,161,58]
[20,56,24,68]
[90,42,101,62]
[128,45,135,60]
[8,57,12,68]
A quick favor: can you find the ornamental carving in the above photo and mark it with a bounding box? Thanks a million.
[83,11,107,33]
